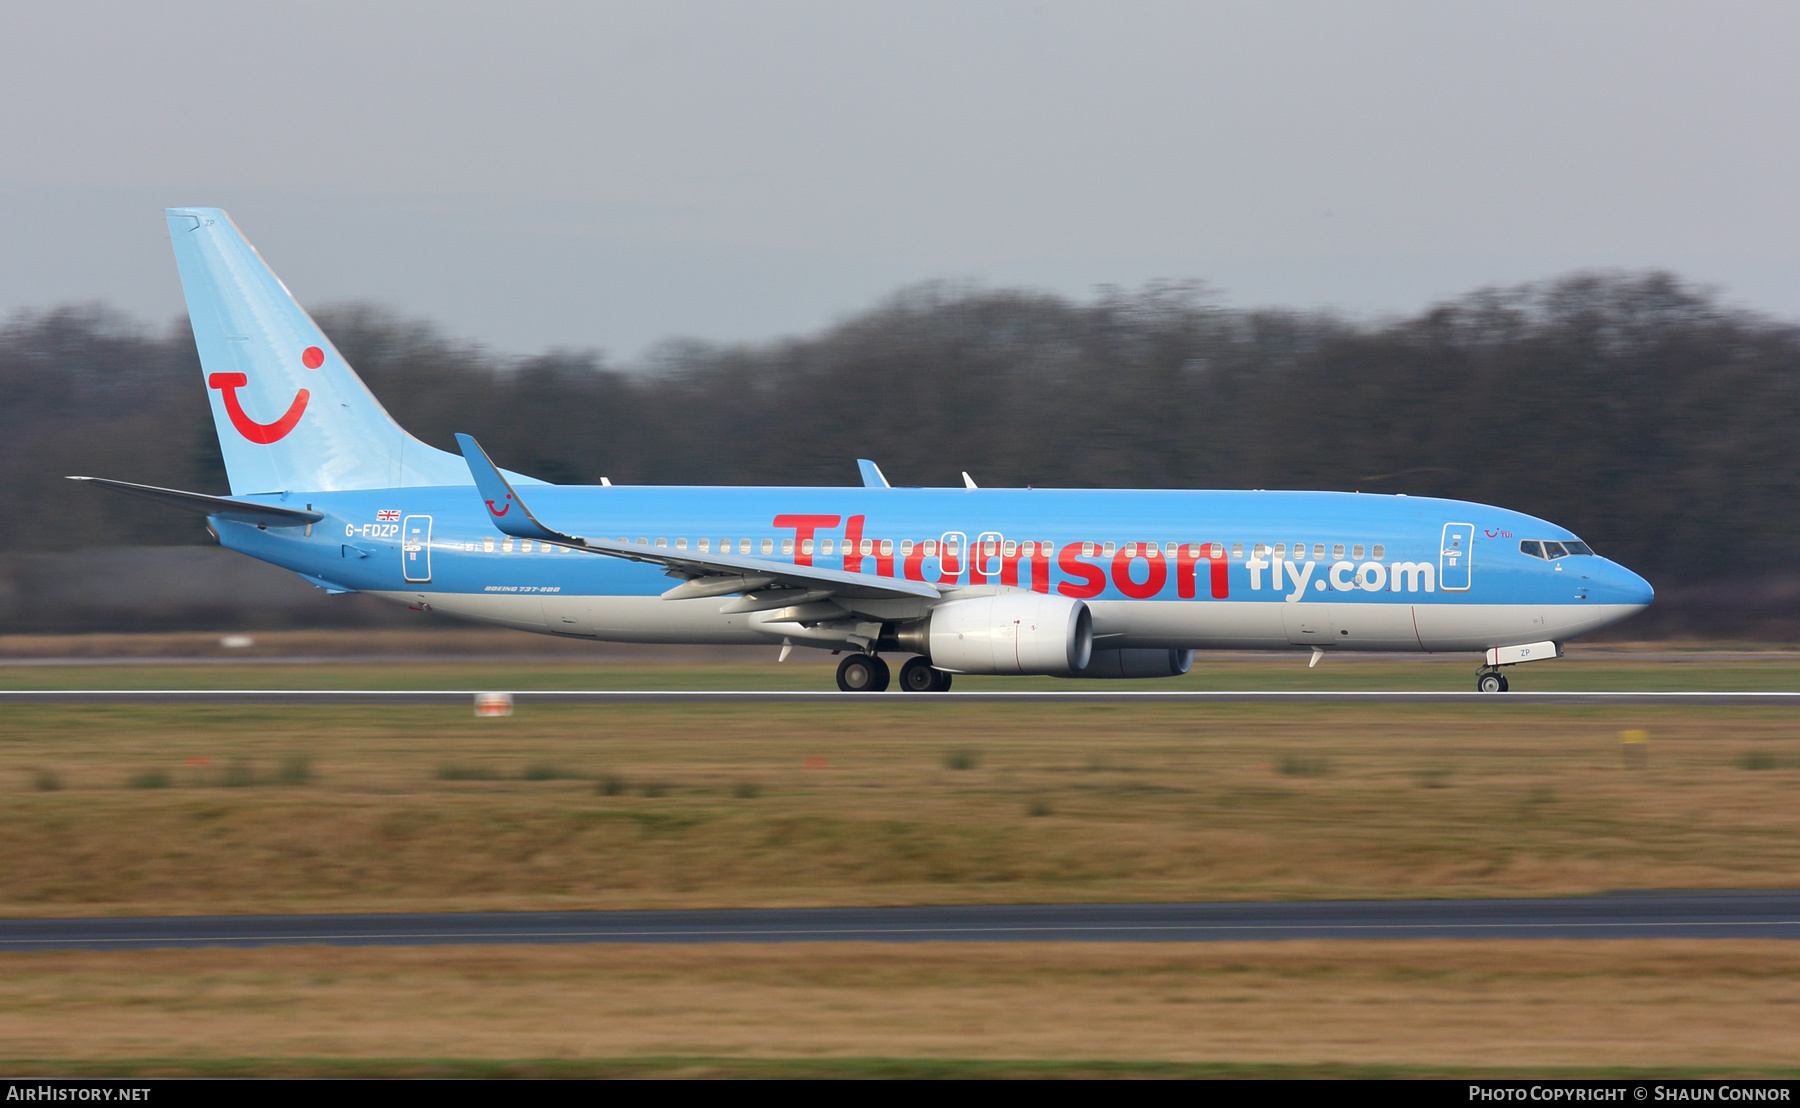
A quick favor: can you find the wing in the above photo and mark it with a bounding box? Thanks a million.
[454,435,940,611]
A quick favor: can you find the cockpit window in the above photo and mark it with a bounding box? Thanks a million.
[1521,539,1595,560]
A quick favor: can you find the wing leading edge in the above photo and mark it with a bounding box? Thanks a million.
[453,434,940,608]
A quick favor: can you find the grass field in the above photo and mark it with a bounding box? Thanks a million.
[2,941,1799,1077]
[2,641,1796,1075]
[3,658,1798,916]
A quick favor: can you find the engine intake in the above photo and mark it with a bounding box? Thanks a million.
[903,593,1092,676]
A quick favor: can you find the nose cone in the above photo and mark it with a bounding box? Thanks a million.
[1592,559,1655,610]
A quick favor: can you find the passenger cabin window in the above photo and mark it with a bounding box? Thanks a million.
[1082,542,1095,557]
[522,541,535,552]
[781,539,793,555]
[699,538,710,552]
[822,539,834,555]
[1254,543,1268,558]
[802,538,815,555]
[1352,544,1364,559]
[1312,543,1325,559]
[923,540,936,556]
[1232,544,1243,560]
[1102,542,1117,557]
[900,540,913,555]
[1273,544,1285,557]
[1333,544,1345,559]
[1020,542,1034,556]
[880,539,893,556]
[739,539,751,554]
[860,539,873,555]
[676,538,687,551]
[1003,541,1016,556]
[1211,543,1224,558]
[656,538,667,548]
[761,539,774,554]
[482,537,495,553]
[1372,544,1385,560]
[502,538,514,553]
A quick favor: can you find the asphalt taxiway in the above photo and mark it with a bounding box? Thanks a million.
[2,892,1796,950]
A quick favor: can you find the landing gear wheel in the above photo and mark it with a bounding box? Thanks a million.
[934,669,953,692]
[1478,672,1506,693]
[837,653,890,692]
[899,656,941,692]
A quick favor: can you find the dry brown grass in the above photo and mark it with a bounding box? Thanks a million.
[2,701,1799,915]
[0,940,1796,1073]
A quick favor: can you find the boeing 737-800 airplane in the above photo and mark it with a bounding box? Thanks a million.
[73,210,1653,692]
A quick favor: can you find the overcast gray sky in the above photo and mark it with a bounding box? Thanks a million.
[3,1,1797,356]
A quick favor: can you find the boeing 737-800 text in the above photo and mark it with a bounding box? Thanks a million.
[72,210,1654,692]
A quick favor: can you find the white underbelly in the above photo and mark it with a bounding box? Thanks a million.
[381,591,1642,653]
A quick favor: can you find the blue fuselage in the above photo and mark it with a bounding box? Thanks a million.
[217,484,1653,653]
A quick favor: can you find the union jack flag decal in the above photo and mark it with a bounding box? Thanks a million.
[376,509,400,521]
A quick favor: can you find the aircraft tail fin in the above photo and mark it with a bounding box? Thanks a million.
[165,208,475,494]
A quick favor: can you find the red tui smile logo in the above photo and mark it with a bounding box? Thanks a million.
[207,373,309,444]
[487,494,512,517]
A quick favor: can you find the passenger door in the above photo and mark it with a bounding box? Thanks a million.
[1440,522,1473,591]
[402,514,432,583]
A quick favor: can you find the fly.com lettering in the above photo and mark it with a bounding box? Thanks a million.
[771,515,1436,601]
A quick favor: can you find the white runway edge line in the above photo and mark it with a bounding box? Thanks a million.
[2,690,1800,705]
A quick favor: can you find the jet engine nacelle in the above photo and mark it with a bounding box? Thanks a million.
[1075,647,1195,679]
[920,593,1093,676]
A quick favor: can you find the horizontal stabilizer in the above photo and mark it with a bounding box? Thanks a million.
[67,476,323,526]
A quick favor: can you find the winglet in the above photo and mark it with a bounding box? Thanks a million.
[455,433,571,543]
[857,459,890,489]
[962,471,979,490]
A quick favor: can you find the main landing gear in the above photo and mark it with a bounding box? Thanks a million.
[836,653,889,692]
[835,653,953,692]
[1477,668,1510,693]
[898,655,953,693]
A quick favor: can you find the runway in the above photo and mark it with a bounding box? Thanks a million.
[2,689,1798,705]
[3,892,1797,950]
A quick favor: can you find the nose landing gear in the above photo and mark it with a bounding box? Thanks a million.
[835,653,891,692]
